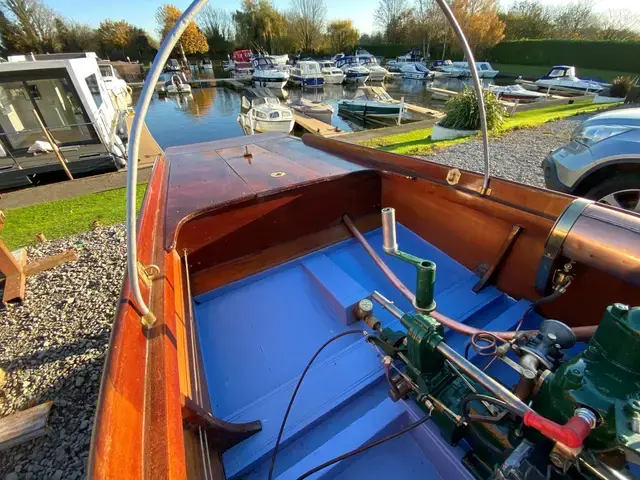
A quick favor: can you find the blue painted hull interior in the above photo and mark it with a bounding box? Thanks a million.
[194,223,544,479]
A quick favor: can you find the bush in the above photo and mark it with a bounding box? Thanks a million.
[610,76,636,98]
[440,88,505,131]
[490,40,640,76]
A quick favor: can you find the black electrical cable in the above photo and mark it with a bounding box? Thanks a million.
[295,411,432,480]
[268,329,365,480]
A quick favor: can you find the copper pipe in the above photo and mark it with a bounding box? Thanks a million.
[343,214,597,341]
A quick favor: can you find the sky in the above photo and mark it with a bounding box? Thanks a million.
[46,0,640,37]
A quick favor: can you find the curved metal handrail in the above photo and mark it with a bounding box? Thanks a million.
[126,0,209,325]
[433,0,491,192]
[125,0,492,322]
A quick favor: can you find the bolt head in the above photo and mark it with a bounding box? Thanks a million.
[359,298,374,314]
[614,303,630,313]
[547,332,557,342]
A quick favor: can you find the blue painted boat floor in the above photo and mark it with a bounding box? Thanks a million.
[194,224,544,479]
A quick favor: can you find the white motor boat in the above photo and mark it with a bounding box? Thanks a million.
[318,61,345,84]
[400,62,434,81]
[237,89,294,134]
[158,73,192,95]
[357,56,388,82]
[251,57,289,89]
[338,86,406,118]
[534,66,605,95]
[488,84,548,103]
[386,49,424,72]
[287,98,334,124]
[289,61,325,87]
[270,54,289,66]
[232,61,253,83]
[98,64,133,107]
[336,56,370,84]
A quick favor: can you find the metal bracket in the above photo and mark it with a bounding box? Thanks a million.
[535,198,592,294]
[446,168,461,185]
[137,261,160,288]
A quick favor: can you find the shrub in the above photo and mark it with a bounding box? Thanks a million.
[490,40,640,75]
[610,76,636,98]
[440,88,505,131]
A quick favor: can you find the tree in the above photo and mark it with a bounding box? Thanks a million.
[55,19,98,53]
[0,10,22,54]
[0,0,59,52]
[552,0,596,38]
[198,5,234,53]
[597,9,640,41]
[501,0,554,40]
[98,19,135,58]
[451,0,505,55]
[326,20,358,53]
[374,0,411,43]
[289,0,326,52]
[156,4,208,64]
[233,0,287,53]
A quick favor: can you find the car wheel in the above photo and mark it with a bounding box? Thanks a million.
[584,173,640,213]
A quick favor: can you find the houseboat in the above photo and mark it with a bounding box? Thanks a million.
[89,2,640,480]
[0,52,129,191]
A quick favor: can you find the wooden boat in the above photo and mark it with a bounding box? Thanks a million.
[88,2,640,479]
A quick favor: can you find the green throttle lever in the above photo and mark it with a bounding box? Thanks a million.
[381,207,436,313]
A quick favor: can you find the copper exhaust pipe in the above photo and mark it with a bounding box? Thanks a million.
[343,214,596,341]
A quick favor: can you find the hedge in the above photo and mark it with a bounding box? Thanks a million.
[357,44,411,58]
[490,40,640,73]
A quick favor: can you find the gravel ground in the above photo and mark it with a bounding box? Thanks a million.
[419,117,587,188]
[0,225,126,480]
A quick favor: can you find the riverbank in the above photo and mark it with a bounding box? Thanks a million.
[358,99,619,156]
[494,63,636,82]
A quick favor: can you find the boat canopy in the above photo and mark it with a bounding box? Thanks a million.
[297,61,322,74]
[353,86,394,102]
[432,59,453,68]
[358,56,380,66]
[336,56,361,68]
[233,49,253,63]
[252,57,277,69]
[541,66,576,79]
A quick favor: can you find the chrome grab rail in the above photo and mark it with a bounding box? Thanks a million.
[124,0,491,324]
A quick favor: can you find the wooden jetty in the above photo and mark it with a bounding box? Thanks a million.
[425,86,458,101]
[126,113,163,165]
[293,112,345,138]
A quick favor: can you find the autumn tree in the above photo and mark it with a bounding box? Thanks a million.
[156,4,208,65]
[98,19,135,58]
[326,20,358,52]
[0,0,59,52]
[289,0,326,52]
[451,0,505,55]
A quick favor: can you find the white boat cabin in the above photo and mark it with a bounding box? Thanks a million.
[0,52,126,160]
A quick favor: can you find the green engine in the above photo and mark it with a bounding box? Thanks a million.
[364,208,640,479]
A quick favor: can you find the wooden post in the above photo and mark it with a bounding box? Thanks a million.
[397,96,404,126]
[31,110,73,181]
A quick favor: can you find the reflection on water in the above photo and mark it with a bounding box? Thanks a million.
[134,75,506,149]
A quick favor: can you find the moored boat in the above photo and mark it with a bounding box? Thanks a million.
[339,86,406,117]
[336,56,370,84]
[401,62,434,81]
[251,56,289,89]
[237,88,294,134]
[533,65,606,95]
[289,60,325,88]
[158,73,193,95]
[287,97,334,123]
[89,3,640,480]
[319,60,346,84]
[488,84,548,103]
[355,51,388,82]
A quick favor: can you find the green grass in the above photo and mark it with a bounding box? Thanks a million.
[359,100,620,156]
[0,185,147,250]
[493,63,638,83]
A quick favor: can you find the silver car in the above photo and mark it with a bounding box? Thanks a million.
[543,108,640,212]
